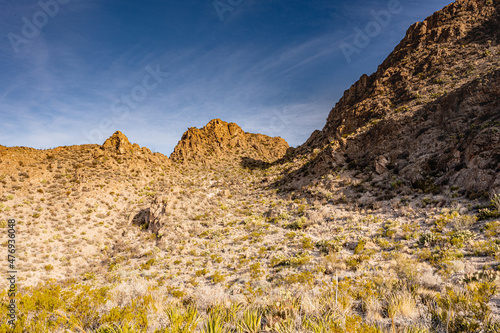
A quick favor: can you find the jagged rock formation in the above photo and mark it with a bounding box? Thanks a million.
[170,119,289,164]
[303,0,499,149]
[99,130,164,158]
[94,131,169,167]
[102,131,134,154]
[289,0,500,196]
[148,195,169,234]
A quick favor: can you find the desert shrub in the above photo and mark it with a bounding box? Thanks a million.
[304,313,382,333]
[209,271,225,284]
[478,208,500,220]
[354,238,367,254]
[270,252,311,268]
[418,231,440,247]
[345,254,371,270]
[491,193,500,211]
[401,222,420,240]
[286,217,308,230]
[280,271,315,285]
[301,236,314,249]
[463,269,500,284]
[429,282,497,332]
[448,230,474,248]
[249,262,264,279]
[379,220,399,238]
[433,211,459,232]
[452,214,477,230]
[316,238,343,254]
[100,294,153,328]
[471,240,499,257]
[484,221,500,237]
[140,258,156,270]
[478,193,500,220]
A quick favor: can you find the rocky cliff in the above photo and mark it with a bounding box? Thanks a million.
[289,0,499,196]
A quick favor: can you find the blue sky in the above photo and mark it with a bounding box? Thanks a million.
[0,0,452,155]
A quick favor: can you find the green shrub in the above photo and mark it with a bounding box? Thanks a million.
[449,230,474,248]
[286,217,308,230]
[478,208,500,220]
[316,238,343,254]
[209,271,225,284]
[429,282,497,332]
[271,252,311,268]
[418,231,439,247]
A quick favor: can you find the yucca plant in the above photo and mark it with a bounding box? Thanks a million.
[272,318,295,333]
[162,305,200,333]
[491,192,500,211]
[206,303,240,326]
[237,308,262,333]
[303,312,338,333]
[202,313,227,333]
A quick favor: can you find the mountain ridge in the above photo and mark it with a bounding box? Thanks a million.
[284,0,499,197]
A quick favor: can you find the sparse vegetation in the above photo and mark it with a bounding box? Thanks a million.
[1,1,500,331]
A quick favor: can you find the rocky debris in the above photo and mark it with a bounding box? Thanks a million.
[375,156,389,175]
[170,119,289,164]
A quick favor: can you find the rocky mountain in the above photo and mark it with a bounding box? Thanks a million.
[288,0,499,197]
[170,118,289,164]
[3,1,500,332]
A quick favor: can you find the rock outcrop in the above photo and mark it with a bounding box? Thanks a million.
[301,0,499,150]
[148,195,169,234]
[287,0,500,196]
[170,119,289,164]
[96,131,169,166]
[102,131,134,154]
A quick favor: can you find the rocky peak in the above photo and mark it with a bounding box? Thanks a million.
[286,0,500,196]
[102,131,134,154]
[170,119,289,164]
[301,0,499,151]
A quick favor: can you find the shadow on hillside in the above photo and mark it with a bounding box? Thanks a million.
[271,69,500,199]
[459,8,499,45]
[240,157,272,170]
[129,208,149,228]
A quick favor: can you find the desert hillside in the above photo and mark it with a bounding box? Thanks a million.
[1,0,500,332]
